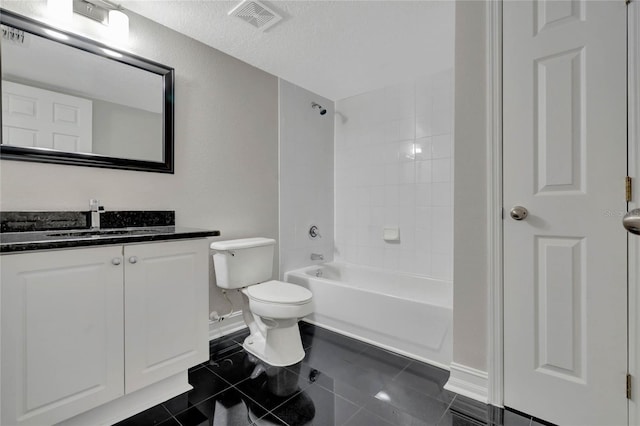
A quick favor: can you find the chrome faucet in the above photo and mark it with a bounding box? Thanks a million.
[310,253,324,261]
[89,199,104,230]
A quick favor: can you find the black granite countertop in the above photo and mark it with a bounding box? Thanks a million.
[0,211,220,253]
[0,226,220,253]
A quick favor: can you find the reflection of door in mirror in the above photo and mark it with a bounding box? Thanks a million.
[2,81,93,152]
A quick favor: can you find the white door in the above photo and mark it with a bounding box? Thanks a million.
[0,247,124,426]
[1,80,93,152]
[124,240,209,393]
[503,1,628,425]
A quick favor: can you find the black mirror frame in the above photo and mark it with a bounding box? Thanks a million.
[0,9,175,174]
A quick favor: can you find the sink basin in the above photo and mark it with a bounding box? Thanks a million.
[45,229,163,238]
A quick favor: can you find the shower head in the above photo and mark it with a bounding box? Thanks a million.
[311,102,327,116]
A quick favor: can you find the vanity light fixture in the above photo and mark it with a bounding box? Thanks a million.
[108,9,129,42]
[47,0,130,42]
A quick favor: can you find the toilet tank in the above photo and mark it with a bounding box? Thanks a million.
[210,238,275,289]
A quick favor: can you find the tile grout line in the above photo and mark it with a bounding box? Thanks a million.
[391,360,412,380]
[160,403,174,420]
[161,392,219,420]
[255,375,316,421]
[435,393,457,425]
[232,381,288,418]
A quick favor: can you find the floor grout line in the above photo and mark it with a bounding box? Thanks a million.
[391,360,411,380]
[434,393,457,425]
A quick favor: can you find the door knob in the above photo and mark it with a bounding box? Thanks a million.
[623,208,640,236]
[510,206,529,221]
[112,257,121,265]
[128,256,138,264]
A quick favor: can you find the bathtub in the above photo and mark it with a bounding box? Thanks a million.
[284,262,452,369]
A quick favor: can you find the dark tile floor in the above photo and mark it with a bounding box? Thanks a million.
[116,322,546,426]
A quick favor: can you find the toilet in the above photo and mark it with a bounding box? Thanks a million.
[210,238,313,366]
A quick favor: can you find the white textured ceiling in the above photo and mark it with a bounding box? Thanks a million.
[121,1,454,101]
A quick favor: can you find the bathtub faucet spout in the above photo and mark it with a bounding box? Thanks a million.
[310,253,324,261]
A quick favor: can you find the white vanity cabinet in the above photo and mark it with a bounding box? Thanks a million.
[0,239,210,426]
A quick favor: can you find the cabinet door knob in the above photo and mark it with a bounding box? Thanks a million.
[112,257,122,265]
[128,256,138,264]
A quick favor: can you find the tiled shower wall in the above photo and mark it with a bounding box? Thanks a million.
[334,70,453,280]
[279,80,335,275]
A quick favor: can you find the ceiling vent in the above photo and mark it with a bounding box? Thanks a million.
[228,0,282,32]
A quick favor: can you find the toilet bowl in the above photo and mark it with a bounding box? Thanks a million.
[211,238,313,366]
[240,281,313,366]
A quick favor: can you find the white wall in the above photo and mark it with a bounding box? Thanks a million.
[334,70,454,280]
[279,80,334,274]
[0,1,280,317]
[452,1,488,372]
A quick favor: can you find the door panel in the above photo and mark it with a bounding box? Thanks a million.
[503,1,627,424]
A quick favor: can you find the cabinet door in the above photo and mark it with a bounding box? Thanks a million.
[1,246,124,426]
[124,239,209,393]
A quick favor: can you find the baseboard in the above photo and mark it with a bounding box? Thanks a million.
[444,362,489,404]
[208,311,246,340]
[59,372,191,426]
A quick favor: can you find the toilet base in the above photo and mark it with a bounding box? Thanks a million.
[242,322,306,367]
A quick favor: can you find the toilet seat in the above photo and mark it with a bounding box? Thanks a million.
[245,280,312,305]
[242,281,313,321]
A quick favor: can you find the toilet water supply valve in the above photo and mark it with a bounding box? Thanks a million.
[209,289,235,322]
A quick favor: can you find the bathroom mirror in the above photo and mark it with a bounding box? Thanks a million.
[0,9,175,173]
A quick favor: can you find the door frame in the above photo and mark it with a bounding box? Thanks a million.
[486,0,503,408]
[486,0,640,415]
[628,1,640,424]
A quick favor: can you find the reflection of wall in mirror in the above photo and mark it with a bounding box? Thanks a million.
[1,25,162,114]
[93,100,163,162]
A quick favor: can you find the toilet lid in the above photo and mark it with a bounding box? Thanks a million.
[246,280,312,305]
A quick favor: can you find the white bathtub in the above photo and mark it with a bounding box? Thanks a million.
[284,262,452,369]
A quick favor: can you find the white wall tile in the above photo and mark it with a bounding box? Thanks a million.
[414,252,433,277]
[432,107,452,136]
[334,69,453,280]
[416,160,433,183]
[416,113,433,139]
[383,248,401,270]
[416,76,433,117]
[415,183,432,207]
[414,138,432,161]
[431,252,452,280]
[432,182,452,206]
[432,158,451,183]
[415,226,432,253]
[432,134,452,159]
